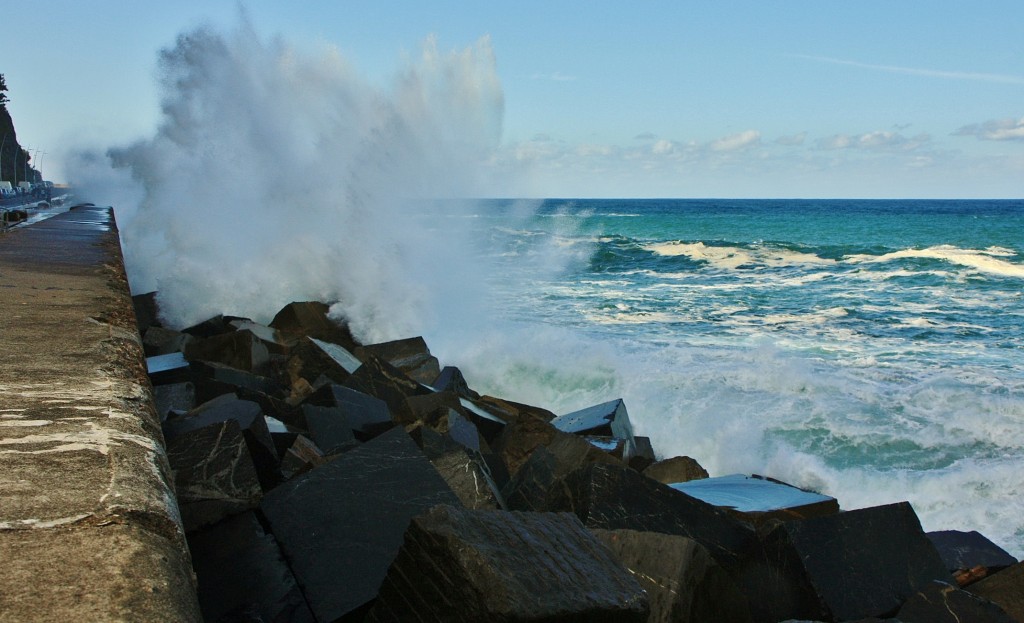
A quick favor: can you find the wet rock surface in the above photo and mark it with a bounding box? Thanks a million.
[593,528,753,623]
[260,427,460,622]
[896,580,1016,622]
[165,418,262,532]
[966,561,1024,622]
[188,512,314,623]
[760,501,953,621]
[124,297,1021,623]
[366,505,649,622]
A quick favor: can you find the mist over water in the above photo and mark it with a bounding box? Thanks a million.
[72,19,505,342]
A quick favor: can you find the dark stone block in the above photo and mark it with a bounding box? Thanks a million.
[280,435,325,480]
[269,301,359,351]
[354,336,441,385]
[503,432,622,513]
[132,290,160,333]
[644,455,710,484]
[153,382,195,421]
[407,422,465,459]
[540,462,755,570]
[365,506,649,623]
[551,398,636,457]
[234,385,304,431]
[288,336,364,385]
[896,580,1015,622]
[163,394,280,491]
[493,414,565,478]
[430,365,480,399]
[927,530,1017,574]
[229,319,291,355]
[592,529,753,623]
[443,408,482,454]
[143,325,193,356]
[475,394,557,424]
[454,396,510,442]
[429,448,506,510]
[146,351,191,385]
[305,384,393,440]
[302,404,356,455]
[628,435,656,472]
[761,501,953,621]
[187,511,314,623]
[190,361,284,397]
[583,435,629,459]
[672,474,839,526]
[259,427,460,622]
[182,314,246,338]
[165,419,262,532]
[342,355,432,423]
[185,330,271,373]
[966,561,1024,622]
[272,431,300,460]
[404,390,464,427]
[285,337,362,388]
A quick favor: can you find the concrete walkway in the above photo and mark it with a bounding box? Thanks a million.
[0,206,200,622]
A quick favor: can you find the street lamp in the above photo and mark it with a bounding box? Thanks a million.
[0,132,7,183]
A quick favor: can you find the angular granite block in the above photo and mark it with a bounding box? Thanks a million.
[259,427,460,622]
[592,528,752,623]
[188,511,314,623]
[762,501,952,621]
[306,384,392,440]
[366,506,648,622]
[165,418,262,532]
[927,530,1017,573]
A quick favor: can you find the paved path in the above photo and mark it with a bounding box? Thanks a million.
[0,206,200,622]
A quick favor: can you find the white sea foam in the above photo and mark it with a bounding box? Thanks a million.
[846,245,1024,278]
[645,241,835,270]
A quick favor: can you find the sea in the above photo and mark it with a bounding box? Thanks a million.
[440,198,1024,557]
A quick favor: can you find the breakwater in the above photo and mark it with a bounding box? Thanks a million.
[0,206,200,622]
[2,205,1022,622]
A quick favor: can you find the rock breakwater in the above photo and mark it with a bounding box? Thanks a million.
[137,295,1024,622]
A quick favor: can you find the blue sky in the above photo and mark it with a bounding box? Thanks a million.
[3,1,1022,197]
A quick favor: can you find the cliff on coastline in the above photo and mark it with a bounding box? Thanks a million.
[0,73,41,185]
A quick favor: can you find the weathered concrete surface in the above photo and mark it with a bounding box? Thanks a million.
[0,206,201,622]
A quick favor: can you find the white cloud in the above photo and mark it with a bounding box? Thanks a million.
[816,131,930,152]
[792,54,1024,85]
[651,139,675,154]
[709,130,761,152]
[953,117,1024,141]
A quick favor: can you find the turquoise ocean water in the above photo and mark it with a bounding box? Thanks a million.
[446,198,1024,556]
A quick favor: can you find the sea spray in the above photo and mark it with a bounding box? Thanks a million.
[65,20,1024,559]
[71,19,505,342]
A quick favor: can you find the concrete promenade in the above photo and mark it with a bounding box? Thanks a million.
[0,206,200,621]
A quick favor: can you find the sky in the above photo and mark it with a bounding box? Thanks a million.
[3,1,1022,198]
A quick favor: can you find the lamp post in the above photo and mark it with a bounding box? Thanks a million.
[0,132,7,183]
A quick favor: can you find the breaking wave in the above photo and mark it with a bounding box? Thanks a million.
[69,17,506,342]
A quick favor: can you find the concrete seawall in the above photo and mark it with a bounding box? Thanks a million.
[0,207,201,621]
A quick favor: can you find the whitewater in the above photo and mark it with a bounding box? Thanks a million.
[68,20,1024,557]
[445,198,1024,558]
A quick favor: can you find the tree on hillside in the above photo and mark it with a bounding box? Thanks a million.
[0,73,8,108]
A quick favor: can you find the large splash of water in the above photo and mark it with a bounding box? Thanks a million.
[71,19,505,343]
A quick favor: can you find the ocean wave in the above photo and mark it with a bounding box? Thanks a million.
[845,244,1024,278]
[643,240,838,270]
